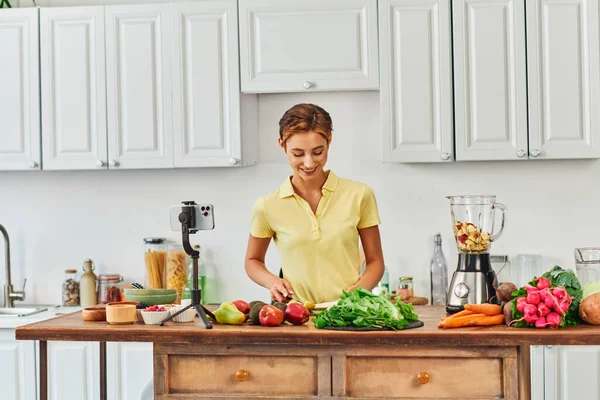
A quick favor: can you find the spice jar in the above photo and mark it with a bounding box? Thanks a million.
[144,237,166,289]
[97,274,123,304]
[62,269,80,306]
[398,276,414,298]
[80,259,97,307]
[166,244,189,304]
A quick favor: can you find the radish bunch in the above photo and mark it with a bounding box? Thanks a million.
[509,277,573,328]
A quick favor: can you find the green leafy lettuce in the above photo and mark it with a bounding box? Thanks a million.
[314,288,419,330]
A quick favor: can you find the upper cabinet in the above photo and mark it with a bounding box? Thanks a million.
[380,0,454,163]
[41,6,108,170]
[239,0,379,93]
[0,8,40,171]
[526,0,600,160]
[453,0,528,161]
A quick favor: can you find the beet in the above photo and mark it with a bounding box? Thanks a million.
[496,282,518,302]
[503,301,513,325]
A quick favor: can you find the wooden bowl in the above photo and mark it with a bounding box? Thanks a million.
[106,302,137,325]
[82,307,107,322]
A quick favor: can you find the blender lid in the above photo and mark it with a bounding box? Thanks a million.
[446,195,497,204]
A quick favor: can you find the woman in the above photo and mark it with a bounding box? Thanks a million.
[244,103,384,304]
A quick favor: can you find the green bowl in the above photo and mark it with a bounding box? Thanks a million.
[124,289,178,306]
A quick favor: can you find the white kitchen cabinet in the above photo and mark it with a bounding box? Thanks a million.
[544,345,600,400]
[526,0,600,160]
[48,341,100,400]
[0,8,41,171]
[239,0,379,93]
[107,342,153,400]
[40,6,108,171]
[0,330,36,400]
[453,0,528,161]
[379,0,454,163]
[105,3,173,170]
[171,0,258,167]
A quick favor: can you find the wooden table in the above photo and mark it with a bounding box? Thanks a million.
[16,306,600,399]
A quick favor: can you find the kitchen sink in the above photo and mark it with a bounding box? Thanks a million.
[0,307,48,317]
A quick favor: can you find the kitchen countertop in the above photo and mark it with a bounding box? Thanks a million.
[0,306,81,330]
[15,305,600,346]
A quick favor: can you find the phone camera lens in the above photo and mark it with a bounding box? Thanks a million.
[201,206,205,211]
[205,206,210,211]
[203,212,209,217]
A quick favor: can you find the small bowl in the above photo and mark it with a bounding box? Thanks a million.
[141,310,170,325]
[124,289,178,306]
[82,307,106,322]
[106,302,137,325]
[171,306,196,323]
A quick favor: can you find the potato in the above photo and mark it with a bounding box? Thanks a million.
[496,282,518,303]
[579,292,600,325]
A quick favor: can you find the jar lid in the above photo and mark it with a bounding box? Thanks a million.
[65,269,77,273]
[400,276,413,281]
[98,274,122,282]
[144,237,166,244]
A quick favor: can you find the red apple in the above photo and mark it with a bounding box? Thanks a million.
[232,300,251,314]
[259,305,284,326]
[284,303,310,325]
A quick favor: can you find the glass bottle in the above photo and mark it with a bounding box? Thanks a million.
[80,259,97,307]
[62,269,80,306]
[372,267,390,298]
[182,245,207,304]
[430,233,449,305]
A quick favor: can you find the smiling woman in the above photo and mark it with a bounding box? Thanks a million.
[244,103,385,305]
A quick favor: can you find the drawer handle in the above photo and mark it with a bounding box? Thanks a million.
[235,370,249,382]
[416,372,430,384]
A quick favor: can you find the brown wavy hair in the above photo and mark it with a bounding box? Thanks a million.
[278,104,333,144]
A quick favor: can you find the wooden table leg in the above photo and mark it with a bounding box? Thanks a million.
[518,345,531,400]
[100,342,107,400]
[39,340,47,400]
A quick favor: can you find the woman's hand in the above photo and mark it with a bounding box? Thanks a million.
[267,276,294,302]
[346,283,360,292]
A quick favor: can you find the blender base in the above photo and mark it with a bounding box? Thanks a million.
[446,254,500,314]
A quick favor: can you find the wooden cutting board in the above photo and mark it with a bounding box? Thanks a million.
[391,296,429,306]
[322,320,424,331]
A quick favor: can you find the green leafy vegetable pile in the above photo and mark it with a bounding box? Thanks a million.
[314,288,419,330]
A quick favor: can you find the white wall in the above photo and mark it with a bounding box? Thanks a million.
[0,91,597,306]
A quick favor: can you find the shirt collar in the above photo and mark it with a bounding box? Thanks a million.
[279,171,339,198]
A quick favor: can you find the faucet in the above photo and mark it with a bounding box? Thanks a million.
[0,224,26,308]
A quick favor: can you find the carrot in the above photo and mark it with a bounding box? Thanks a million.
[438,313,485,328]
[464,304,502,316]
[473,314,505,326]
[441,309,473,321]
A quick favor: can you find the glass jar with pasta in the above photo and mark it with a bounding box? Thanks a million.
[166,244,189,303]
[144,238,167,289]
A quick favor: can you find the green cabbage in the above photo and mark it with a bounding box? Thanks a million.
[582,281,600,299]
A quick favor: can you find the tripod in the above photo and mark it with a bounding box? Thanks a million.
[160,203,215,328]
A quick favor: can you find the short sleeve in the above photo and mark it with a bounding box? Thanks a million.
[250,196,274,238]
[357,185,381,229]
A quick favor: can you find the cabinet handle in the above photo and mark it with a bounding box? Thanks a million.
[96,160,106,167]
[28,161,38,168]
[416,372,430,384]
[229,157,239,165]
[516,149,526,158]
[440,152,450,161]
[303,81,313,89]
[109,159,120,168]
[235,370,249,382]
[530,149,540,157]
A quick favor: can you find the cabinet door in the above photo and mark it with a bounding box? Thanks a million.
[527,0,600,159]
[380,0,454,163]
[171,0,243,167]
[453,0,528,161]
[0,8,40,171]
[105,4,173,170]
[41,7,108,170]
[107,342,153,400]
[0,331,36,400]
[544,345,600,400]
[48,341,100,400]
[239,0,379,93]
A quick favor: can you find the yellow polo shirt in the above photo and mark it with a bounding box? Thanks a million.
[250,171,381,304]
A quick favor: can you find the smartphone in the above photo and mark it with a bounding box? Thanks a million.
[169,204,215,231]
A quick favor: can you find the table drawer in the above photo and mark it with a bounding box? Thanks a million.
[340,356,505,398]
[167,354,320,397]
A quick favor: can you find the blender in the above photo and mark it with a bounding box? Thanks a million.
[446,195,507,314]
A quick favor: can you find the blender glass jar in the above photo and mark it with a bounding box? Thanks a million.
[447,195,507,254]
[574,248,600,285]
[144,238,167,289]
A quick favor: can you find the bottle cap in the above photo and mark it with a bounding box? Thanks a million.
[144,237,166,244]
[400,276,413,281]
[434,233,442,244]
